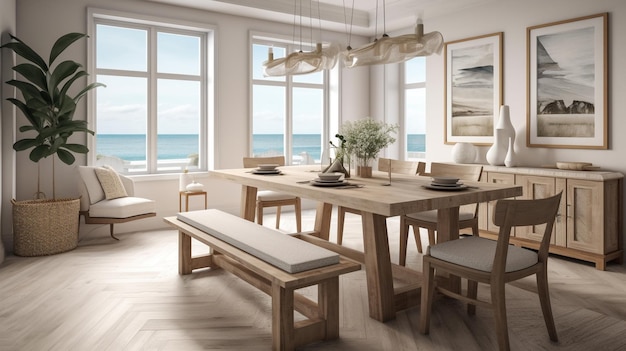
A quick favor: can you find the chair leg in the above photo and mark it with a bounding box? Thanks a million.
[427,229,436,247]
[413,226,424,254]
[399,217,409,265]
[295,198,302,233]
[336,207,346,245]
[109,223,119,241]
[537,268,558,342]
[419,258,435,334]
[275,206,282,229]
[472,222,480,237]
[257,202,264,226]
[467,279,478,315]
[491,281,510,351]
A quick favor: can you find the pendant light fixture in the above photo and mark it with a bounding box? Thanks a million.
[262,0,339,76]
[342,0,444,68]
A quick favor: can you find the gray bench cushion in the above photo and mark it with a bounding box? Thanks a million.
[177,209,340,273]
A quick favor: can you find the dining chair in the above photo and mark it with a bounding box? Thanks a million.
[243,156,302,232]
[398,162,483,265]
[336,158,419,245]
[419,192,562,351]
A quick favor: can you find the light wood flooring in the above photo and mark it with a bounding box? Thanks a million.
[1,208,625,350]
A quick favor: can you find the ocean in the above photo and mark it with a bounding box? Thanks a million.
[96,134,426,161]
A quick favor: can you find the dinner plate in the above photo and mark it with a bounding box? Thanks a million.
[252,169,281,175]
[312,180,350,187]
[431,177,460,184]
[422,184,468,191]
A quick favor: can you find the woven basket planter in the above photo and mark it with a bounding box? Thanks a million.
[12,198,80,256]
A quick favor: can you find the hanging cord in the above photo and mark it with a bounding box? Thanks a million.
[292,0,298,51]
[299,0,304,52]
[308,0,314,48]
[316,0,322,45]
[342,0,354,50]
[374,0,379,41]
[382,0,387,35]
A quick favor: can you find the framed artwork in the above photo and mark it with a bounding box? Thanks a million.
[444,32,503,145]
[527,13,608,149]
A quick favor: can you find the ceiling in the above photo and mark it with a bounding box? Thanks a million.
[147,0,496,36]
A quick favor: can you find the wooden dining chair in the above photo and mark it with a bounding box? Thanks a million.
[243,156,302,232]
[398,162,483,265]
[419,192,562,351]
[336,158,419,245]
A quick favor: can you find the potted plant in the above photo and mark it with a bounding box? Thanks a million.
[340,118,398,177]
[1,33,104,256]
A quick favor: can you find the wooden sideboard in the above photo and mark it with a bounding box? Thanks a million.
[476,165,623,270]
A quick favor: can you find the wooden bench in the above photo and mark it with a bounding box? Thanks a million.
[164,209,361,351]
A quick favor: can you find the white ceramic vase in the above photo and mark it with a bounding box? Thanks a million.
[487,105,516,166]
[179,171,191,192]
[451,142,477,164]
[504,137,518,167]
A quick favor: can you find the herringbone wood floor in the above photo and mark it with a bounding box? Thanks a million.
[1,209,625,350]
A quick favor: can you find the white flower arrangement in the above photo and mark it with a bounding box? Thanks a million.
[340,118,398,167]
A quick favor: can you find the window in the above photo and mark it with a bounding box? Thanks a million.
[404,57,426,159]
[251,37,333,166]
[90,13,213,174]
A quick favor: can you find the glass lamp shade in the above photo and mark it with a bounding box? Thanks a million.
[263,43,339,76]
[342,23,444,68]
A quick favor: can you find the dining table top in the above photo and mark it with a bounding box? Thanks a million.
[209,165,523,217]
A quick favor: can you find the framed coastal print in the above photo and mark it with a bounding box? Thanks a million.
[444,32,503,145]
[527,13,608,149]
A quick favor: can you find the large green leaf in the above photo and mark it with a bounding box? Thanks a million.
[49,33,87,65]
[0,36,48,71]
[13,138,40,151]
[13,63,47,90]
[49,61,80,101]
[29,145,51,163]
[6,80,41,101]
[6,98,42,128]
[59,70,87,98]
[63,143,89,154]
[74,82,107,102]
[56,148,76,165]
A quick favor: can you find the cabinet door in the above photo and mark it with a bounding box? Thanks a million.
[566,179,604,254]
[486,172,516,233]
[516,175,558,244]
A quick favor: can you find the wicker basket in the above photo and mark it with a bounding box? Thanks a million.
[12,198,80,256]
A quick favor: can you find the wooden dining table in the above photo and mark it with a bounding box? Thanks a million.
[209,165,522,322]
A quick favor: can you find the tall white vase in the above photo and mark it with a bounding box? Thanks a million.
[487,105,516,166]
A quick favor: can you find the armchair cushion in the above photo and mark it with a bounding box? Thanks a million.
[89,196,156,218]
[95,166,128,200]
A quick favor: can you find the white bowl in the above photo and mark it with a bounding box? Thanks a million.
[257,164,279,171]
[431,176,459,185]
[317,172,343,181]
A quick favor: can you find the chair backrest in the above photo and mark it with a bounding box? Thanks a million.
[378,158,420,175]
[243,156,286,168]
[492,192,562,272]
[422,162,483,182]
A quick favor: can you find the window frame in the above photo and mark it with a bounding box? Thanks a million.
[249,32,335,166]
[401,57,427,160]
[87,8,216,174]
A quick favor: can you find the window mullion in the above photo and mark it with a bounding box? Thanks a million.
[148,28,158,173]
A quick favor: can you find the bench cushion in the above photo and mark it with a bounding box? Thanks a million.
[177,209,340,273]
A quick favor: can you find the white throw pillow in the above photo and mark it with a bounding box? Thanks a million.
[95,166,128,200]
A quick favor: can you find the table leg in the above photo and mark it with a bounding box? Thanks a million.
[437,206,461,293]
[313,202,333,240]
[240,185,257,221]
[361,211,396,322]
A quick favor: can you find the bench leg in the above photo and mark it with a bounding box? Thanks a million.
[319,277,340,340]
[272,283,295,351]
[179,231,193,275]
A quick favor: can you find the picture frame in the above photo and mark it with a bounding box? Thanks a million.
[444,32,503,145]
[527,13,608,149]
